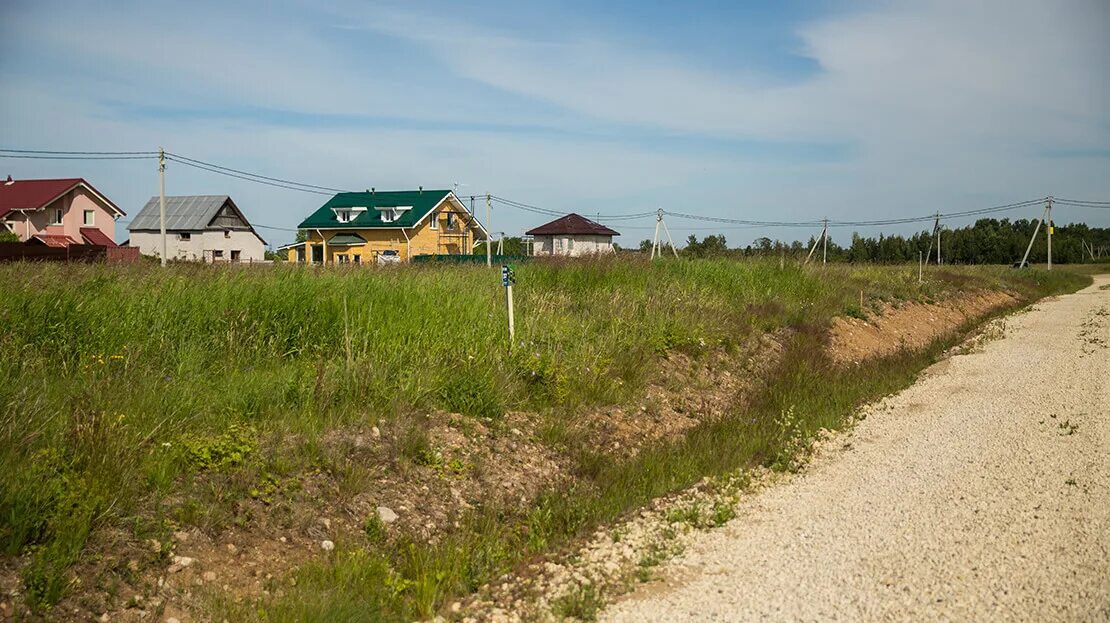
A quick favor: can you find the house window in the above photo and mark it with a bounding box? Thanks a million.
[337,254,349,264]
[381,209,396,223]
[224,230,231,239]
[336,210,351,223]
[179,233,191,241]
[352,254,361,264]
[51,209,63,225]
[446,212,456,230]
[430,211,438,229]
[83,210,94,226]
[231,250,241,262]
[311,245,323,264]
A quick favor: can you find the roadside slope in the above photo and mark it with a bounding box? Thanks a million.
[603,275,1110,622]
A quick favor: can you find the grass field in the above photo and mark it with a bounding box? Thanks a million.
[0,258,1089,620]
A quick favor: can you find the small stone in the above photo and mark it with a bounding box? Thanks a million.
[166,618,180,623]
[279,536,287,543]
[377,506,398,524]
[202,571,217,582]
[371,426,381,438]
[226,544,238,555]
[173,530,189,543]
[451,602,462,613]
[510,428,523,436]
[321,518,331,530]
[100,613,110,622]
[321,540,335,552]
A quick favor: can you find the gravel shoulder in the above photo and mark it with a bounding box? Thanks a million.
[602,275,1110,623]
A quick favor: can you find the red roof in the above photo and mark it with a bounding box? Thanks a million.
[525,213,620,237]
[30,234,79,248]
[0,177,124,219]
[80,227,117,247]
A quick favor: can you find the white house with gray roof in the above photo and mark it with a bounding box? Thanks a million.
[128,195,266,263]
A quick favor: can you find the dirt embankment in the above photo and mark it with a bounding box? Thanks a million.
[828,290,1019,366]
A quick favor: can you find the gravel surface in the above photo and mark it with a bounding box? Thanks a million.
[603,275,1110,623]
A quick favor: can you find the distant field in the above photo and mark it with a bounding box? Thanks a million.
[0,259,1089,621]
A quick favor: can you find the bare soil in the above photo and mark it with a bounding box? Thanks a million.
[828,290,1017,366]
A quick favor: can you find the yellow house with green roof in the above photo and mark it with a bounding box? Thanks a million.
[286,189,488,265]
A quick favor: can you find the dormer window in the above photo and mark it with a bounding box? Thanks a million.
[332,207,367,223]
[376,205,412,224]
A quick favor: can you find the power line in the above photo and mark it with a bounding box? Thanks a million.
[1055,198,1110,208]
[166,152,353,194]
[165,156,336,196]
[0,153,156,161]
[0,148,159,156]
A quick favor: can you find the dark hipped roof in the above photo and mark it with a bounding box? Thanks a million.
[0,177,124,219]
[526,213,619,237]
[298,189,476,231]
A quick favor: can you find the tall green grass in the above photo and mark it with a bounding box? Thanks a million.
[0,258,1087,615]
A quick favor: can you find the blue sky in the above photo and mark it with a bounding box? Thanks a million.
[2,0,1108,246]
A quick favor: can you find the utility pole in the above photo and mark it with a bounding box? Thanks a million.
[1019,199,1049,269]
[918,250,923,284]
[1047,195,1053,271]
[935,213,941,266]
[159,147,167,267]
[822,218,828,265]
[485,194,492,267]
[650,209,679,260]
[804,220,828,265]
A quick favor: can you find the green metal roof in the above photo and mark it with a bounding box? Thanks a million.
[326,233,368,245]
[297,189,452,230]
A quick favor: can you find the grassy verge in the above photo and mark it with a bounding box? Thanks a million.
[0,258,1088,619]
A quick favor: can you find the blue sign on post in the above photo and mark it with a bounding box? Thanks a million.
[501,264,515,287]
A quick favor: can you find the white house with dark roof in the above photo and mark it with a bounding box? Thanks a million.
[128,195,266,262]
[525,213,620,257]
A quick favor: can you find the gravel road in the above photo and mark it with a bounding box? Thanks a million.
[602,275,1110,623]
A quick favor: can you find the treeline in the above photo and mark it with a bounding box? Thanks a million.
[642,218,1110,264]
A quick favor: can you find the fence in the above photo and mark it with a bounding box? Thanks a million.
[412,254,529,265]
[0,243,139,264]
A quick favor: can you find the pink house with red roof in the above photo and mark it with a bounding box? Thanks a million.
[0,176,124,247]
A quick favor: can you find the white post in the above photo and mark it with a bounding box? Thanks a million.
[485,194,492,267]
[507,283,515,347]
[918,250,923,284]
[1047,196,1053,271]
[159,147,167,267]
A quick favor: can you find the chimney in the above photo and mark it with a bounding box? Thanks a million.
[372,187,375,195]
[419,186,423,194]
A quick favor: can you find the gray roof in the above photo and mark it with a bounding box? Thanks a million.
[129,195,235,231]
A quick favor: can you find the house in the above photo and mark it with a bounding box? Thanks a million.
[0,176,124,247]
[526,213,619,257]
[128,195,266,262]
[290,188,488,264]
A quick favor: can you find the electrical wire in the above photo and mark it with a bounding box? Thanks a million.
[166,152,353,194]
[0,154,156,160]
[0,148,159,156]
[165,156,336,196]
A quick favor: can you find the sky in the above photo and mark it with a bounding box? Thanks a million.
[1,0,1108,246]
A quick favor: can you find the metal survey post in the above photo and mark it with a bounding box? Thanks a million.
[502,264,516,349]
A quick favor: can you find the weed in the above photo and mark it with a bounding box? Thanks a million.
[710,501,737,527]
[551,584,602,621]
[181,424,257,471]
